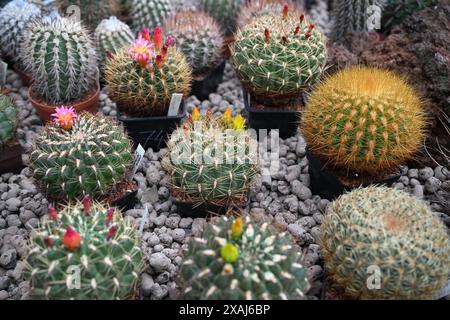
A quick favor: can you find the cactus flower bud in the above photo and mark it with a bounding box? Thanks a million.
[220,243,239,263]
[282,35,289,42]
[63,226,81,252]
[283,4,289,18]
[153,26,163,52]
[300,13,305,24]
[231,217,243,241]
[107,225,118,240]
[155,54,163,69]
[82,195,91,214]
[48,204,58,222]
[264,28,270,42]
[44,236,53,248]
[104,49,114,59]
[140,27,151,42]
[106,208,114,225]
[192,106,201,121]
[294,26,300,35]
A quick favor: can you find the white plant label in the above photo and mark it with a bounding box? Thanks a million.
[167,93,183,116]
[0,59,7,86]
[139,205,149,234]
[435,280,450,300]
[129,144,145,180]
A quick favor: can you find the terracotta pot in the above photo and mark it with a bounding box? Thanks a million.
[11,65,32,87]
[28,84,100,123]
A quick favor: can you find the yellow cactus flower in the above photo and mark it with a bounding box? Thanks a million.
[192,106,201,121]
[231,217,243,241]
[220,243,239,263]
[232,114,246,130]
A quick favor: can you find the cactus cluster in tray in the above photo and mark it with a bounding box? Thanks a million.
[25,197,143,299]
[0,92,17,146]
[178,215,310,299]
[95,16,134,69]
[20,15,98,105]
[0,0,42,67]
[163,10,224,77]
[231,6,327,106]
[301,66,426,174]
[105,27,192,116]
[131,0,172,32]
[200,0,244,35]
[321,186,450,299]
[30,110,133,199]
[166,108,257,205]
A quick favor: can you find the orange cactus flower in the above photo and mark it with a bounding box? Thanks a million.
[63,226,81,252]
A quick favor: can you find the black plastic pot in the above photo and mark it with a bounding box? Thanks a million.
[307,151,401,201]
[117,102,186,152]
[111,190,138,212]
[242,88,304,140]
[190,61,226,101]
[0,138,24,174]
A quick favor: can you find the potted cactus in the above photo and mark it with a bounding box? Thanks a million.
[163,10,225,101]
[20,15,100,122]
[178,215,310,299]
[0,89,23,174]
[0,0,42,86]
[105,26,192,151]
[30,108,135,207]
[165,108,258,217]
[231,6,327,138]
[321,186,450,299]
[301,66,427,200]
[25,197,144,299]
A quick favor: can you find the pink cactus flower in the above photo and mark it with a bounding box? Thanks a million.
[128,36,155,69]
[51,105,77,130]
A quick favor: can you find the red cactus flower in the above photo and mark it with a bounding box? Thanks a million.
[104,49,114,59]
[107,225,117,240]
[155,54,163,69]
[82,195,91,214]
[63,226,81,252]
[294,26,300,35]
[162,44,168,57]
[48,204,58,222]
[282,35,289,42]
[264,28,270,42]
[164,35,176,47]
[140,27,151,42]
[283,4,289,18]
[153,26,163,52]
[300,13,305,24]
[106,207,114,225]
[44,236,53,248]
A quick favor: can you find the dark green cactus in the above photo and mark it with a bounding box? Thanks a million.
[131,0,172,32]
[200,0,244,35]
[30,112,133,199]
[26,198,144,300]
[382,0,437,31]
[178,216,310,299]
[0,92,17,146]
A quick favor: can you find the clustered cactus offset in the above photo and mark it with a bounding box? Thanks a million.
[0,92,17,146]
[166,108,257,204]
[105,27,192,116]
[200,0,244,34]
[321,186,450,299]
[26,197,143,299]
[20,15,98,105]
[231,6,327,106]
[0,0,41,67]
[131,0,172,32]
[95,16,134,68]
[30,110,133,199]
[163,10,224,77]
[301,66,426,174]
[178,215,310,299]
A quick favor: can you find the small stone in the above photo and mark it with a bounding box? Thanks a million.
[147,234,160,246]
[425,177,442,193]
[140,273,154,297]
[209,93,222,105]
[5,198,21,212]
[310,226,321,243]
[158,186,170,199]
[155,271,170,284]
[149,253,171,273]
[6,215,21,227]
[249,208,270,224]
[409,178,421,187]
[153,244,164,252]
[141,186,159,204]
[191,218,206,237]
[407,168,419,179]
[398,176,409,185]
[412,185,424,199]
[317,199,330,213]
[307,265,323,282]
[0,249,17,269]
[267,200,282,216]
[291,180,312,200]
[0,276,10,290]
[171,228,186,243]
[0,290,9,300]
[442,181,450,192]
[434,166,448,181]
[179,217,193,229]
[298,201,312,216]
[283,195,299,213]
[295,136,307,157]
[19,210,36,224]
[418,167,434,182]
[287,224,307,240]
[304,252,319,267]
[312,212,324,225]
[165,215,181,229]
[151,283,168,299]
[285,165,301,182]
[297,216,316,229]
[159,233,173,246]
[299,174,310,187]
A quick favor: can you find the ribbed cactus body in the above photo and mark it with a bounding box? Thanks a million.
[331,0,386,42]
[56,0,122,30]
[231,12,327,106]
[26,200,143,300]
[167,116,257,204]
[131,0,172,32]
[29,0,56,13]
[163,10,224,76]
[30,113,133,199]
[20,16,98,104]
[105,47,192,116]
[0,93,17,145]
[178,216,309,299]
[201,0,243,34]
[95,16,134,68]
[0,0,41,66]
[382,0,437,30]
[321,186,450,299]
[301,66,426,174]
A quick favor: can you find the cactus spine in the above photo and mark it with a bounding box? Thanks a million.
[20,15,98,105]
[321,186,450,299]
[0,92,17,146]
[301,66,426,174]
[131,0,172,32]
[26,198,144,299]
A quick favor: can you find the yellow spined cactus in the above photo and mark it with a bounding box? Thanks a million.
[302,66,427,174]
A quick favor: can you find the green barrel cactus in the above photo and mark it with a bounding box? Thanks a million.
[131,0,172,32]
[105,27,192,116]
[0,0,41,67]
[200,0,244,35]
[95,16,134,69]
[26,198,144,299]
[301,66,426,174]
[30,112,133,199]
[178,215,310,299]
[56,0,122,30]
[321,186,450,299]
[20,15,98,105]
[0,92,17,146]
[382,0,437,31]
[166,109,257,205]
[231,9,327,106]
[163,10,224,77]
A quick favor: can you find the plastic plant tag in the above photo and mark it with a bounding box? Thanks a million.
[129,143,145,180]
[0,59,7,86]
[139,205,149,234]
[167,93,183,116]
[435,280,450,300]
